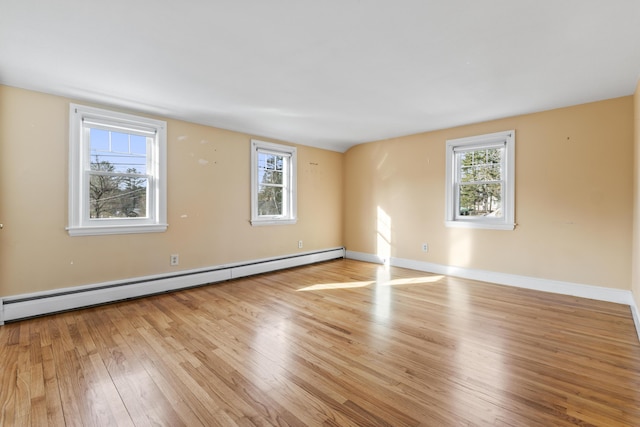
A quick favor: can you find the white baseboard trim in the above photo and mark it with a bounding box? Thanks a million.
[346,250,638,326]
[0,247,345,324]
[346,250,633,305]
[631,297,640,343]
[345,250,386,265]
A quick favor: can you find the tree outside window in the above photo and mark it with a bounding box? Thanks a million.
[457,147,503,217]
[257,152,285,216]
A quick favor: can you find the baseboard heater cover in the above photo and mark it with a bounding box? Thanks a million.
[1,247,345,324]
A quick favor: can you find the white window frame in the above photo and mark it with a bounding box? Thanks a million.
[445,130,515,230]
[250,139,297,226]
[67,103,167,236]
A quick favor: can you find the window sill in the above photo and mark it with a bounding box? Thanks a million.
[445,220,515,231]
[67,223,168,236]
[250,218,297,226]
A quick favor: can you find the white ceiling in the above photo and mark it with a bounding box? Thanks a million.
[1,1,639,152]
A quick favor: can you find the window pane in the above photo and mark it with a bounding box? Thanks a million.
[258,152,285,172]
[259,153,275,170]
[260,170,283,185]
[130,135,147,155]
[258,185,283,216]
[89,174,148,218]
[461,166,473,181]
[90,159,116,173]
[89,128,147,174]
[111,132,129,153]
[459,148,502,183]
[90,128,109,151]
[458,183,502,217]
[258,153,268,170]
[477,164,501,181]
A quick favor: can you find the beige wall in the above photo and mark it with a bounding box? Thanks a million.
[0,85,343,297]
[1,84,636,299]
[344,97,634,289]
[633,79,640,308]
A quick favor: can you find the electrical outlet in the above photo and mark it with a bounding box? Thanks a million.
[298,240,303,249]
[170,254,179,266]
[422,243,428,252]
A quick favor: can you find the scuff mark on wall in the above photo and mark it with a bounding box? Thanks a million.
[198,159,209,166]
[305,161,323,176]
[177,135,188,141]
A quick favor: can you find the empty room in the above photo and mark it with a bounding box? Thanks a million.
[1,1,640,426]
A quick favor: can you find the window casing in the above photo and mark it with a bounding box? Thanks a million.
[68,104,167,236]
[445,130,515,230]
[250,139,297,226]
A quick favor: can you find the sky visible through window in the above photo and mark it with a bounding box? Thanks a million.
[89,128,147,174]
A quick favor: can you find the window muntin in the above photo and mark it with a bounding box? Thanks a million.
[68,104,167,236]
[445,131,515,230]
[251,140,296,225]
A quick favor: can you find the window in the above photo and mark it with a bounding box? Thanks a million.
[68,104,167,236]
[445,130,515,230]
[250,139,297,226]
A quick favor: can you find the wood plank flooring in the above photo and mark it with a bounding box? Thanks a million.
[2,259,640,426]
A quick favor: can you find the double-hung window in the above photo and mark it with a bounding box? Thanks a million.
[68,104,167,236]
[250,139,297,225]
[445,130,515,230]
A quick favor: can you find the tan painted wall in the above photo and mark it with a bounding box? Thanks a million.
[633,79,640,307]
[0,85,343,297]
[0,84,635,298]
[344,97,634,289]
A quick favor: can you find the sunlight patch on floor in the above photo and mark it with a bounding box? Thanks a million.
[297,275,444,292]
[297,281,375,291]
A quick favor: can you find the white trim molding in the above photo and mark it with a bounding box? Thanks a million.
[346,250,638,340]
[631,297,640,343]
[345,250,386,265]
[68,103,168,236]
[1,248,344,323]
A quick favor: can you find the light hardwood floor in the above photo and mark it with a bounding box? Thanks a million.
[2,259,640,426]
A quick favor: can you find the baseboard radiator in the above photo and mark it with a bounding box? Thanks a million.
[0,247,345,324]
